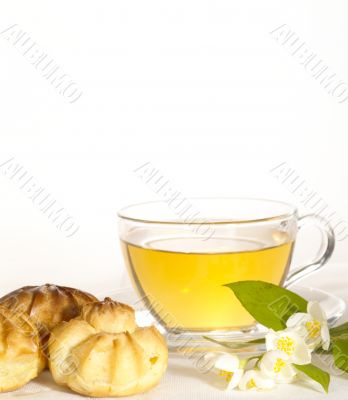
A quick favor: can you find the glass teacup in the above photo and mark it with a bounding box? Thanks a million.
[118,198,334,335]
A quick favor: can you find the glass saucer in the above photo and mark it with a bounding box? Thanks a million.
[103,285,346,354]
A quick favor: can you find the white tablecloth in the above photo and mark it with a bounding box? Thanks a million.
[1,263,348,400]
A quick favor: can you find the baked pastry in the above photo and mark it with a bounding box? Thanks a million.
[49,298,168,397]
[0,305,45,393]
[0,284,97,347]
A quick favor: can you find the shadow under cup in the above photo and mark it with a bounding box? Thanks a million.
[118,198,334,334]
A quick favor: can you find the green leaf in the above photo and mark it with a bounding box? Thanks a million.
[333,339,348,373]
[294,364,330,393]
[224,280,307,330]
[330,322,348,340]
[331,333,348,342]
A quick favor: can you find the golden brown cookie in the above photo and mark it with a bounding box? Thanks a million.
[0,284,97,346]
[0,305,45,393]
[49,298,168,397]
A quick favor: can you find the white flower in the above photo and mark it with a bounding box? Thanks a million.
[239,369,275,391]
[266,328,312,364]
[259,350,296,383]
[286,301,330,350]
[207,353,244,390]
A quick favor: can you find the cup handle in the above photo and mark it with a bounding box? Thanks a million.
[283,214,335,288]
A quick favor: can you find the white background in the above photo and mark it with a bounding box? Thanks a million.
[0,0,348,296]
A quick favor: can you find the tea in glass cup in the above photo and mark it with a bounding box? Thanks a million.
[118,198,334,334]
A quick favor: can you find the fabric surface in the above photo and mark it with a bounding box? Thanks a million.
[1,263,348,400]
